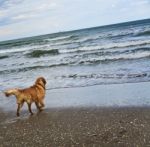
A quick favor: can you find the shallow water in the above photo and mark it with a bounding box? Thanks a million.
[1,82,150,112]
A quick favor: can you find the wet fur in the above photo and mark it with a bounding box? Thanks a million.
[4,77,46,116]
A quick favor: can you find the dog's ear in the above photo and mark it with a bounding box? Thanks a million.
[41,77,46,85]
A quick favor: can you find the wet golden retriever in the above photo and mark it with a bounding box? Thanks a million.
[4,77,46,116]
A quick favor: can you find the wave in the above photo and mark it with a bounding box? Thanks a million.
[81,47,150,57]
[135,30,150,36]
[1,50,150,76]
[129,47,150,52]
[45,35,78,42]
[0,47,27,54]
[1,37,149,56]
[0,62,69,75]
[52,31,134,46]
[0,40,29,49]
[1,47,150,75]
[45,36,71,41]
[0,55,9,59]
[26,49,59,58]
[44,36,79,47]
[58,72,148,79]
[107,32,133,39]
[2,47,148,74]
[0,43,54,54]
[0,37,51,50]
[77,50,150,65]
[4,40,150,57]
[57,33,132,46]
[60,40,150,54]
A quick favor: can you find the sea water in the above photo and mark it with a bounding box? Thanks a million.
[0,19,150,91]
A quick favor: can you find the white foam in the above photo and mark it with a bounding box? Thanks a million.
[0,44,51,54]
[79,50,150,63]
[60,39,150,53]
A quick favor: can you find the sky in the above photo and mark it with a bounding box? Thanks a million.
[0,0,150,41]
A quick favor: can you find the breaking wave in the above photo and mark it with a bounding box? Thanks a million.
[0,55,9,59]
[136,30,150,36]
[26,49,59,58]
[60,40,150,53]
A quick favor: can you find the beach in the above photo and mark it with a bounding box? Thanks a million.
[0,108,150,147]
[0,82,150,146]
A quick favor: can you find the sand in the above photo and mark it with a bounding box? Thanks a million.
[0,107,150,147]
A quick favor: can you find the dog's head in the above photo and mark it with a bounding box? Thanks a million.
[35,77,46,87]
[4,91,11,97]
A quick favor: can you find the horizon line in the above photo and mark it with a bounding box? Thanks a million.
[0,17,150,43]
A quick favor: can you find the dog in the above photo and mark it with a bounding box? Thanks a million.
[4,77,46,116]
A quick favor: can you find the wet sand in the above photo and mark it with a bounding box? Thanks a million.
[0,107,150,147]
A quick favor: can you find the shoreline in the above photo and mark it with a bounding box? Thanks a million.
[1,81,150,112]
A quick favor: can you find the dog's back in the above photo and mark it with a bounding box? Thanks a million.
[19,84,45,101]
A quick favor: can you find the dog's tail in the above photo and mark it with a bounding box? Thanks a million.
[4,89,19,97]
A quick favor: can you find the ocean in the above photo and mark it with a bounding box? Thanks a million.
[0,19,150,91]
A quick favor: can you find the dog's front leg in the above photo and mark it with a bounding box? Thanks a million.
[16,101,24,116]
[35,102,42,111]
[16,104,21,116]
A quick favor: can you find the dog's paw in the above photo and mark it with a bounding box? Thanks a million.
[39,107,44,112]
[30,112,34,115]
[16,113,20,117]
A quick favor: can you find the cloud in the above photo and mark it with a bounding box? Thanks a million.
[0,0,59,29]
[35,2,57,11]
[0,9,6,17]
[0,0,58,24]
[12,14,37,21]
[0,0,23,11]
[0,27,14,36]
[0,0,150,41]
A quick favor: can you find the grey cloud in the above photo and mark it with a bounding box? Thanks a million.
[0,0,24,9]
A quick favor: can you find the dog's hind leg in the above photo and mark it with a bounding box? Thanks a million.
[35,102,42,111]
[39,99,45,108]
[27,103,33,115]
